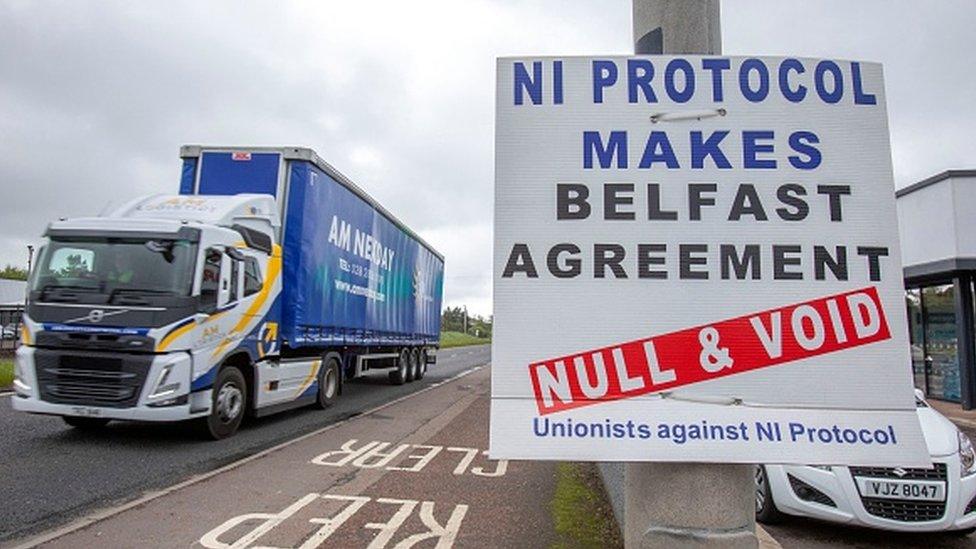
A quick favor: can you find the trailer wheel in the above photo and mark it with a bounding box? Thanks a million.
[407,349,420,382]
[390,348,409,385]
[202,366,246,440]
[62,416,111,431]
[415,349,426,380]
[316,357,340,408]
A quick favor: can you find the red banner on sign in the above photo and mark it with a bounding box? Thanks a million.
[529,287,891,415]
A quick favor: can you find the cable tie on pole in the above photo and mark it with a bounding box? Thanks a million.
[663,393,742,406]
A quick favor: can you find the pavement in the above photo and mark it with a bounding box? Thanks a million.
[929,398,976,440]
[0,345,490,544]
[8,361,580,548]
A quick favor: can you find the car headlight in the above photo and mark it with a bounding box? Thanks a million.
[959,431,976,477]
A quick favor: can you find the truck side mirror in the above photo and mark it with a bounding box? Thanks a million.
[225,247,245,262]
[216,254,233,310]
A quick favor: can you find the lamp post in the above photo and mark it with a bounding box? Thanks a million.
[624,2,758,548]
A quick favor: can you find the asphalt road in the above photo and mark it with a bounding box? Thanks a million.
[763,517,975,548]
[33,366,569,548]
[0,344,490,543]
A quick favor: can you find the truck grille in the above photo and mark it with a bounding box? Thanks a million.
[35,349,152,408]
[851,464,947,522]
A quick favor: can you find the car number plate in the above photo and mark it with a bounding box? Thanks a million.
[856,477,945,501]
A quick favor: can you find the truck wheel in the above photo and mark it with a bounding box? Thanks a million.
[203,366,246,440]
[390,349,409,385]
[63,416,111,431]
[316,357,340,408]
[415,349,426,380]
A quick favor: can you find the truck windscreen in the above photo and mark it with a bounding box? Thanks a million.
[31,238,197,300]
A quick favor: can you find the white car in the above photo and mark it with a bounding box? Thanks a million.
[756,390,976,534]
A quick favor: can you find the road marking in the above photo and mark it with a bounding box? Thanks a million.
[199,492,468,549]
[311,439,508,476]
[757,525,782,549]
[10,363,489,549]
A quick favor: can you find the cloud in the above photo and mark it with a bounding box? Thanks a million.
[1,0,973,317]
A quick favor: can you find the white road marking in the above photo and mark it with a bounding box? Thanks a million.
[10,363,489,549]
[198,493,468,549]
[310,440,507,476]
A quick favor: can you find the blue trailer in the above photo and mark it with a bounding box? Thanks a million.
[14,145,444,438]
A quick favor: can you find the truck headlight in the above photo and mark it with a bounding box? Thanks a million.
[959,431,976,477]
[148,365,180,399]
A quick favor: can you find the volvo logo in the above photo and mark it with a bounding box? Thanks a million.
[66,308,129,324]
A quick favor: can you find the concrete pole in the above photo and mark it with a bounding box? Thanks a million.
[633,0,721,55]
[625,2,758,548]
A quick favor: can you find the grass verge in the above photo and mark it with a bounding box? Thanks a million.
[439,331,490,349]
[550,462,622,549]
[0,358,13,389]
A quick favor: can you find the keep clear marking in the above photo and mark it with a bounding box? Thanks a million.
[310,439,508,477]
[199,492,468,549]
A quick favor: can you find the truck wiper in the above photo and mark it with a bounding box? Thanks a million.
[39,284,98,301]
[108,288,177,304]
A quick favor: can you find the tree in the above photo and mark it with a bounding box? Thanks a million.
[440,306,492,338]
[0,264,27,281]
[441,306,466,333]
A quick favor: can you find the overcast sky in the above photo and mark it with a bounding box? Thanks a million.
[1,0,973,317]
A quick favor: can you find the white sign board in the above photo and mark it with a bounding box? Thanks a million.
[491,56,929,465]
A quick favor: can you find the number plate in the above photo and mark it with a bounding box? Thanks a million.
[70,406,103,417]
[856,477,945,501]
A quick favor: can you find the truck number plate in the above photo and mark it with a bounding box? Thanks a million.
[70,406,104,417]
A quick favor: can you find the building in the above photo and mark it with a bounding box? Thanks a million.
[0,278,26,351]
[0,278,26,307]
[898,170,976,410]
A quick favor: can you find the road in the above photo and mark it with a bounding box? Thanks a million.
[0,345,490,544]
[10,358,586,548]
[5,342,975,548]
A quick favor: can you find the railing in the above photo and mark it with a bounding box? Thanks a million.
[0,306,24,352]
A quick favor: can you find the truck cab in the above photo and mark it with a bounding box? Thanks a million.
[14,194,283,438]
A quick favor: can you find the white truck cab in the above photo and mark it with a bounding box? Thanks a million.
[14,194,282,437]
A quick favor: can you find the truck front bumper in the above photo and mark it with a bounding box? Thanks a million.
[11,346,211,422]
[11,395,205,422]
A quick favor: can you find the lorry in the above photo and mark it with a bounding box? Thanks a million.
[12,146,444,439]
